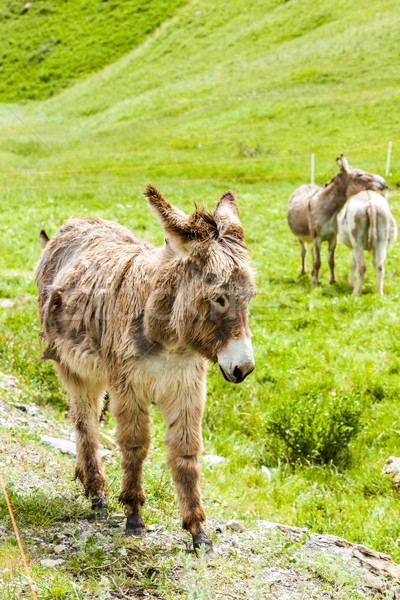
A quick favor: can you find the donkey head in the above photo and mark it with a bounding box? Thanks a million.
[144,184,255,384]
[336,154,385,196]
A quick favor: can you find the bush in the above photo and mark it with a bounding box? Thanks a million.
[264,390,365,465]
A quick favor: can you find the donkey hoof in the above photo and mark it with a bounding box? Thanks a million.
[91,495,109,521]
[193,532,213,555]
[126,525,145,537]
[125,512,145,537]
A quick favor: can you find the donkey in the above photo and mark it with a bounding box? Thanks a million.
[338,189,397,295]
[35,185,255,553]
[287,155,386,285]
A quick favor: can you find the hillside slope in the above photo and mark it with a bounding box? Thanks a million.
[0,0,187,101]
[1,0,399,178]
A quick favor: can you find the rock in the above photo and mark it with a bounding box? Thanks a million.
[261,465,272,478]
[0,299,16,308]
[0,373,22,395]
[202,454,225,465]
[21,2,32,15]
[256,520,280,530]
[257,519,400,594]
[226,520,247,533]
[40,558,65,568]
[54,544,67,554]
[382,456,400,484]
[40,436,77,458]
[40,435,112,461]
[110,513,126,522]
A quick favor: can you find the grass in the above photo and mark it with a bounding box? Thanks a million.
[0,0,187,102]
[2,0,400,595]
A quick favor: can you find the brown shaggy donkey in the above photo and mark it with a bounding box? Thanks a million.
[35,185,255,553]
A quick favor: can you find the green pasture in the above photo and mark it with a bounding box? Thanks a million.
[1,0,400,583]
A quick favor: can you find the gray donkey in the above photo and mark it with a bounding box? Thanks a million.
[35,185,255,553]
[287,155,386,284]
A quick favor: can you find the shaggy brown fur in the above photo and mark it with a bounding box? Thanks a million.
[287,155,386,285]
[35,185,255,552]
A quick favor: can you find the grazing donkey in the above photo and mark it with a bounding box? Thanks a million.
[338,189,397,295]
[287,155,386,284]
[35,185,255,553]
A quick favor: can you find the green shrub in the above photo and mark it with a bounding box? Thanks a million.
[264,390,365,465]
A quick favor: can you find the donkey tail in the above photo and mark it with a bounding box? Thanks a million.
[367,203,377,252]
[39,230,50,249]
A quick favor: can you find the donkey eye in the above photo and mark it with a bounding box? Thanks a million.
[357,173,364,178]
[211,295,228,311]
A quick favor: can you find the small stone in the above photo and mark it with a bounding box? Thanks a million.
[202,455,225,465]
[119,547,127,556]
[0,299,16,308]
[40,435,77,458]
[40,435,111,461]
[261,465,272,478]
[110,513,125,522]
[54,544,66,554]
[147,524,157,531]
[41,558,65,568]
[226,520,247,533]
[15,404,27,413]
[256,520,278,530]
[382,456,400,477]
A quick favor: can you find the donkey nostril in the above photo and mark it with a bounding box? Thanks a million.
[233,366,242,380]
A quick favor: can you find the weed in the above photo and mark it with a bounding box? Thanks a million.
[264,389,365,465]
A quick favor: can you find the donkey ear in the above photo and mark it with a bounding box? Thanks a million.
[144,184,197,254]
[336,154,351,174]
[213,190,245,242]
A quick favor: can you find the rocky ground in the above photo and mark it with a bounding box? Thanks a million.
[1,372,400,600]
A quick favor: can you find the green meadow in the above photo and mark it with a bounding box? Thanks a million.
[2,0,400,594]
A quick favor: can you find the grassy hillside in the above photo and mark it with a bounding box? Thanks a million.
[0,0,187,101]
[2,0,400,587]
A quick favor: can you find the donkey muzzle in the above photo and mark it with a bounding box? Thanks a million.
[373,174,386,191]
[217,336,255,384]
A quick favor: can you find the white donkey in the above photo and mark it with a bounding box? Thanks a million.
[338,189,397,295]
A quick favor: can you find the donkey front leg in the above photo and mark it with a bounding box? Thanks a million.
[298,240,307,276]
[311,237,322,285]
[109,389,151,536]
[328,236,337,284]
[158,378,212,553]
[57,364,108,517]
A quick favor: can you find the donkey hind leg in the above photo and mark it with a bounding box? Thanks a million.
[348,250,357,287]
[328,236,337,284]
[373,239,387,296]
[109,389,151,537]
[311,238,321,285]
[158,379,212,554]
[353,246,366,295]
[299,240,307,276]
[57,364,108,518]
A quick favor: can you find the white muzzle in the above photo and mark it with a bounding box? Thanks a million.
[217,336,255,384]
[373,174,386,191]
